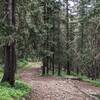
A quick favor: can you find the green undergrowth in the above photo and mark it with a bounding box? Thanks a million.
[0,80,31,100]
[17,59,29,70]
[0,64,3,79]
[17,59,42,71]
[0,62,31,100]
[0,68,31,100]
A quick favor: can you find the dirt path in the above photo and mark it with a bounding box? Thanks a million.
[20,67,100,100]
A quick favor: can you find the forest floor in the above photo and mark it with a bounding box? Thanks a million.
[20,66,100,100]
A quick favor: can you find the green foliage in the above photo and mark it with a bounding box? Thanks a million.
[0,81,31,100]
[0,63,31,100]
[17,59,28,68]
[0,0,100,84]
[17,59,42,71]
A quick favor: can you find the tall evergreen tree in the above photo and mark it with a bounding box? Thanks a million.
[1,0,16,86]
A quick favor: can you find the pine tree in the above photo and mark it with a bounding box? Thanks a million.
[1,0,16,86]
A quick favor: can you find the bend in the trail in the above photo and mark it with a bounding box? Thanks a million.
[20,67,100,100]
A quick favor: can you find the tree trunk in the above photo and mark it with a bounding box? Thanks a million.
[67,59,71,75]
[65,0,71,75]
[46,56,49,75]
[2,43,16,86]
[76,66,79,75]
[42,57,46,75]
[58,64,61,76]
[1,0,16,86]
[52,54,55,75]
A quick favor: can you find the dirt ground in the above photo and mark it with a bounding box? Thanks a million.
[20,67,100,100]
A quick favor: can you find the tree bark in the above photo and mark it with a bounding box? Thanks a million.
[1,0,16,86]
[42,57,46,75]
[58,64,61,76]
[66,0,71,75]
[52,54,55,75]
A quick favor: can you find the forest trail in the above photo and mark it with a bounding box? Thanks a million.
[20,67,100,100]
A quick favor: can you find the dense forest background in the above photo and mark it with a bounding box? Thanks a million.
[0,0,100,86]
